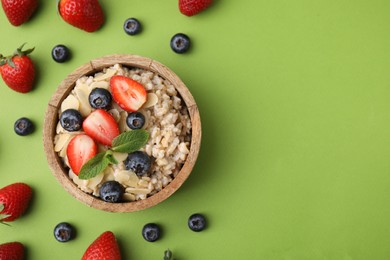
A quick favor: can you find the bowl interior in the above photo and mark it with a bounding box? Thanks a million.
[43,54,201,212]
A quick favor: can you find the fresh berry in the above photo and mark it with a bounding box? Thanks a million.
[124,151,151,176]
[82,231,121,260]
[0,183,32,222]
[82,109,120,146]
[126,112,145,130]
[0,43,35,93]
[52,44,71,63]
[123,18,142,35]
[0,242,25,260]
[188,213,206,232]
[58,0,104,32]
[1,0,38,26]
[99,181,124,203]
[142,223,161,242]
[110,75,147,112]
[60,109,83,132]
[89,88,112,109]
[14,117,34,136]
[54,222,76,242]
[179,0,213,16]
[170,33,191,54]
[67,134,97,175]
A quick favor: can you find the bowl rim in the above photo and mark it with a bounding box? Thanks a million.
[43,54,201,212]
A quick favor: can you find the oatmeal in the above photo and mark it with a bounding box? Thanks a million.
[53,64,192,201]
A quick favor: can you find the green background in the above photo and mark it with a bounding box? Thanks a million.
[1,0,390,259]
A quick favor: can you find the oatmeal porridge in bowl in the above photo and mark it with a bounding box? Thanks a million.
[43,54,201,212]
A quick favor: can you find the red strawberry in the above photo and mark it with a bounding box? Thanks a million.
[0,242,25,260]
[110,75,147,112]
[58,0,104,32]
[83,109,120,146]
[1,0,38,26]
[67,134,98,175]
[0,43,35,93]
[82,231,121,260]
[0,183,32,222]
[179,0,213,16]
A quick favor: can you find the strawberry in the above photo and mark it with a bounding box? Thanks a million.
[58,0,104,32]
[1,0,38,26]
[0,43,35,93]
[67,134,98,175]
[0,242,25,260]
[83,109,120,146]
[179,0,213,16]
[82,231,121,260]
[110,75,147,112]
[0,183,32,222]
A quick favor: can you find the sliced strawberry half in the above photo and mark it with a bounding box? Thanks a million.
[110,75,147,112]
[67,134,98,175]
[82,109,120,146]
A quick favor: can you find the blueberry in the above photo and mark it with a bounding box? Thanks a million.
[142,223,161,242]
[123,18,142,35]
[54,222,75,242]
[52,44,70,63]
[59,109,83,132]
[188,213,206,232]
[170,33,191,54]
[99,181,124,203]
[124,151,151,176]
[14,117,34,136]
[89,88,112,109]
[126,112,145,130]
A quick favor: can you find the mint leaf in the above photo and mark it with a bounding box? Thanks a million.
[78,152,111,180]
[112,130,149,153]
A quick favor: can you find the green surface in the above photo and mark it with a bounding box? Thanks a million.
[1,0,390,259]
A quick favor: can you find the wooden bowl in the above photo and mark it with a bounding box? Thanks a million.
[43,54,201,212]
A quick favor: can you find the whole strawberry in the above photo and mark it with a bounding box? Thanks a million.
[1,0,38,26]
[82,231,121,260]
[58,0,104,32]
[179,0,213,16]
[0,43,35,93]
[0,242,25,260]
[0,183,32,222]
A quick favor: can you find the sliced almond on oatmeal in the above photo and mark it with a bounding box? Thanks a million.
[60,94,79,113]
[54,133,72,152]
[125,187,151,195]
[56,122,65,134]
[108,108,120,122]
[126,171,140,187]
[123,192,136,201]
[90,81,110,90]
[94,68,117,81]
[87,172,104,190]
[112,152,128,163]
[142,93,158,108]
[119,111,130,132]
[74,84,92,117]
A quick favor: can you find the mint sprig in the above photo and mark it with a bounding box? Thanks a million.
[78,129,149,180]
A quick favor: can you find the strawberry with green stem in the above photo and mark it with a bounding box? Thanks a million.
[0,43,35,93]
[0,183,32,223]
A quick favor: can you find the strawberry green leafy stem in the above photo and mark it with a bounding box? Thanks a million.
[78,130,149,180]
[0,43,34,67]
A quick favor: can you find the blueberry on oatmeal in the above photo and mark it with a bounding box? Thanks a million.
[88,87,112,109]
[99,181,124,203]
[124,151,151,176]
[59,109,83,132]
[126,112,145,130]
